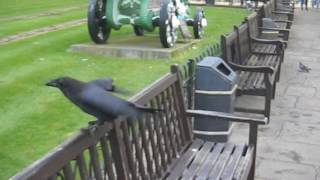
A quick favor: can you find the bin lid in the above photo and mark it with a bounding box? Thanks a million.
[197,56,238,83]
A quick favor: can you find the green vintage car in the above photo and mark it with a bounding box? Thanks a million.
[87,0,207,48]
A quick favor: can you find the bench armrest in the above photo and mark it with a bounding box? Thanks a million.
[258,27,290,41]
[251,37,285,52]
[187,109,267,160]
[276,7,294,12]
[280,2,295,5]
[273,20,293,24]
[258,27,290,32]
[273,20,293,28]
[272,11,294,15]
[228,61,274,74]
[251,52,280,56]
[251,37,282,45]
[186,109,268,125]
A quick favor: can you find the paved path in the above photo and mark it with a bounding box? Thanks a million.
[231,8,320,180]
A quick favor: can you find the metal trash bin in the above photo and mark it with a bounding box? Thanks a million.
[194,56,238,142]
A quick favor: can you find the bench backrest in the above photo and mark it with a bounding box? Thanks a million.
[12,67,193,180]
[263,2,273,18]
[270,0,276,11]
[235,23,251,63]
[246,12,260,38]
[221,31,242,65]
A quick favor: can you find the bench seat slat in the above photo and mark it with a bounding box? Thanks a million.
[233,146,255,180]
[221,144,246,180]
[180,141,215,180]
[195,143,225,180]
[166,141,254,180]
[207,143,235,179]
[166,139,204,179]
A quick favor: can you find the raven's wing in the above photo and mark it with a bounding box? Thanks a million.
[79,86,131,120]
[88,77,114,91]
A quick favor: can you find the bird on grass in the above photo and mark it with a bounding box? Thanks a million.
[45,77,160,131]
[298,62,312,73]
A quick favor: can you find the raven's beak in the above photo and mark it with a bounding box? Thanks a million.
[45,80,58,87]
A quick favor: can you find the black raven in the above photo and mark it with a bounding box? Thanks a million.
[46,77,160,126]
[89,77,115,91]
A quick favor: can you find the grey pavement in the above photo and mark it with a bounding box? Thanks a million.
[230,8,320,180]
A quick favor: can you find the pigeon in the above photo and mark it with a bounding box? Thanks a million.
[46,77,161,129]
[298,62,312,72]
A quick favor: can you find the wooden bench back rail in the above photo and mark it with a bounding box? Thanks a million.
[253,6,291,41]
[13,64,268,180]
[221,31,242,65]
[262,2,272,19]
[263,0,294,22]
[246,12,261,39]
[234,23,252,64]
[12,67,193,180]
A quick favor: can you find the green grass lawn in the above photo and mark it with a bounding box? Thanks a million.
[0,6,249,179]
[0,0,87,18]
[0,9,86,38]
[0,0,87,38]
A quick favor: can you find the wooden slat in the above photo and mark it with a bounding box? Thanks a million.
[167,87,182,152]
[166,139,204,179]
[233,146,254,180]
[156,94,172,164]
[12,121,114,180]
[195,143,225,180]
[122,121,138,180]
[48,173,58,180]
[151,100,167,171]
[100,136,116,180]
[221,144,246,180]
[109,121,130,180]
[170,67,193,144]
[88,145,103,180]
[207,143,235,180]
[145,112,162,177]
[139,115,155,179]
[62,162,74,180]
[171,84,187,146]
[180,142,215,180]
[131,119,148,180]
[162,89,178,158]
[75,154,90,180]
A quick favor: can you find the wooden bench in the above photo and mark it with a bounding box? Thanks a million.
[262,1,294,27]
[274,0,295,12]
[221,22,283,118]
[246,11,289,43]
[12,65,267,180]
